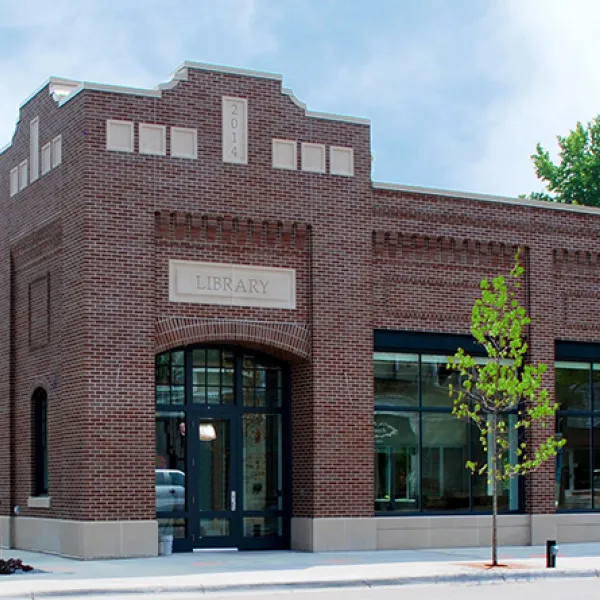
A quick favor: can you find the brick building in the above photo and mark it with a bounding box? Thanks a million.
[1,62,600,559]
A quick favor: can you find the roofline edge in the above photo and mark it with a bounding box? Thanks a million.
[373,181,600,215]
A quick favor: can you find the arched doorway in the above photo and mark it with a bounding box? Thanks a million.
[155,345,290,551]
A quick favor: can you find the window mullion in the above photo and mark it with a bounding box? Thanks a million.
[417,354,423,513]
[591,365,595,509]
[468,420,473,511]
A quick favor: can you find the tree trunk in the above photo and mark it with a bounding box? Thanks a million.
[491,412,498,567]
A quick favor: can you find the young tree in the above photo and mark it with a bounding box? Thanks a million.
[529,116,600,206]
[447,252,565,567]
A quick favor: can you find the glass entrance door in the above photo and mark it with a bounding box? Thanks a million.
[241,413,284,548]
[191,415,238,547]
[155,346,290,552]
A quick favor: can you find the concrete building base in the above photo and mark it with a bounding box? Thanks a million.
[375,515,530,550]
[6,517,158,559]
[292,514,600,552]
[291,518,377,551]
[531,513,600,544]
[6,515,600,556]
[0,516,10,549]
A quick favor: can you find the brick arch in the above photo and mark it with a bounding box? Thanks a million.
[156,317,311,363]
[28,376,53,400]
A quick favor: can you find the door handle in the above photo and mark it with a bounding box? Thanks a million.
[231,490,236,511]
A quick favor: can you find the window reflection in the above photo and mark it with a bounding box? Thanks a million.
[421,414,469,511]
[374,351,521,513]
[421,356,460,408]
[191,349,234,405]
[375,412,418,511]
[556,362,590,411]
[557,414,592,510]
[555,361,600,511]
[155,411,186,513]
[243,414,282,511]
[197,420,231,512]
[155,352,184,405]
[374,353,418,407]
[243,355,282,408]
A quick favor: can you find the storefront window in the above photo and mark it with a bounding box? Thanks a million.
[155,411,186,514]
[375,352,521,513]
[555,361,600,510]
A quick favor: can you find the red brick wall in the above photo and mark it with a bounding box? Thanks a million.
[3,64,600,526]
[372,188,600,514]
[11,223,63,516]
[0,88,89,521]
[74,67,372,520]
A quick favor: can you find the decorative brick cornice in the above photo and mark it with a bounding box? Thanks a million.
[155,211,310,251]
[11,219,62,271]
[156,317,311,362]
[373,231,519,268]
[554,248,600,275]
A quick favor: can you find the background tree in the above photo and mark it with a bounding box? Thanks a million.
[528,115,600,206]
[447,251,565,567]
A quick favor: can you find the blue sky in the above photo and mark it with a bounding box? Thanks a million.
[2,0,600,197]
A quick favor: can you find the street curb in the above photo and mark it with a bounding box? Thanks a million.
[3,568,600,598]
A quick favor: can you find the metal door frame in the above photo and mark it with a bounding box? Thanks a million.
[160,345,291,552]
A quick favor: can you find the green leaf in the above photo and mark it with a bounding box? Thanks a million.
[527,115,600,206]
[446,251,564,512]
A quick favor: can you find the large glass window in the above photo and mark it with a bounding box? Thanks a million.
[555,361,600,510]
[155,411,186,513]
[375,352,521,513]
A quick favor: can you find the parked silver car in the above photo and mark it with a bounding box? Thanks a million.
[155,469,186,512]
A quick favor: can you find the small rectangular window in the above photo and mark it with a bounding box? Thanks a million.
[139,123,166,156]
[52,135,62,168]
[10,167,18,197]
[30,117,40,182]
[41,142,51,175]
[18,160,28,191]
[106,120,134,152]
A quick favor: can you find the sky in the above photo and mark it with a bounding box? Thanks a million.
[1,0,600,198]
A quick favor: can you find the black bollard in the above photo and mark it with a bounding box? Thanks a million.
[546,539,558,568]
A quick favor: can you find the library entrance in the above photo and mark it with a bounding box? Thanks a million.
[155,346,291,551]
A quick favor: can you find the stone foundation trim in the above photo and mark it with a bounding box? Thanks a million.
[531,513,600,545]
[291,518,376,552]
[375,515,531,550]
[0,516,10,549]
[293,514,600,551]
[9,517,158,559]
[27,496,51,509]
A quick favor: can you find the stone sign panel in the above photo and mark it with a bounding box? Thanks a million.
[169,260,296,309]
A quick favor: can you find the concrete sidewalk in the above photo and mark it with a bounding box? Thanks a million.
[2,543,600,598]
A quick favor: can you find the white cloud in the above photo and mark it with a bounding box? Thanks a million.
[3,0,598,200]
[300,6,503,189]
[453,0,600,197]
[0,0,280,148]
[300,1,600,197]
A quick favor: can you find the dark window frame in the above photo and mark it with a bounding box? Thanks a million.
[554,357,600,512]
[154,345,292,551]
[374,331,524,516]
[32,388,48,496]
